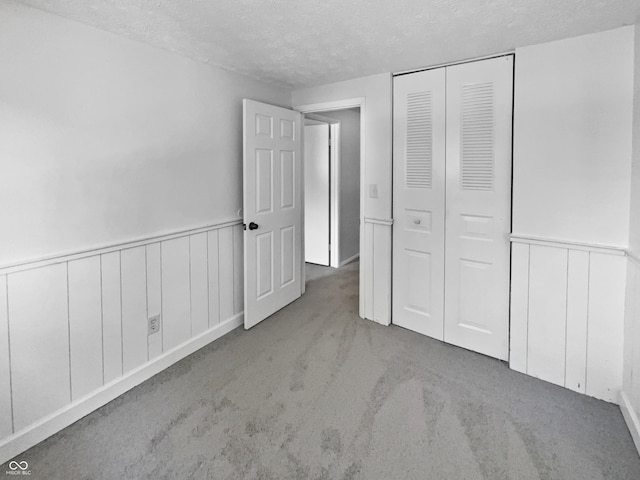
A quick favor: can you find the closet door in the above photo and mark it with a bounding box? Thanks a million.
[443,56,513,360]
[392,69,446,339]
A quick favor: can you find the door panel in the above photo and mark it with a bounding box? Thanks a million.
[304,124,330,265]
[243,99,303,329]
[444,56,513,360]
[392,68,446,340]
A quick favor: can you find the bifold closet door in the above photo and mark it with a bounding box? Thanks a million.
[392,68,446,339]
[443,56,513,361]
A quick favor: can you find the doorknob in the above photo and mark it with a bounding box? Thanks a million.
[249,222,259,230]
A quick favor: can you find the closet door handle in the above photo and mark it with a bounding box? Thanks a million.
[249,222,259,230]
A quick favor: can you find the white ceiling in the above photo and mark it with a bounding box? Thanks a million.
[17,0,640,89]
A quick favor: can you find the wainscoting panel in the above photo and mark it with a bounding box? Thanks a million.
[101,252,123,383]
[146,243,162,360]
[219,227,235,322]
[587,253,625,401]
[565,249,589,394]
[233,225,244,316]
[161,237,191,350]
[207,230,221,327]
[0,220,244,464]
[68,256,103,400]
[373,223,391,325]
[527,245,568,387]
[0,276,11,438]
[9,264,70,431]
[508,242,529,373]
[622,255,640,453]
[121,247,148,373]
[510,237,627,403]
[363,218,392,325]
[190,233,209,337]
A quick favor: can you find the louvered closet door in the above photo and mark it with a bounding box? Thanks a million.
[443,56,513,360]
[392,68,446,339]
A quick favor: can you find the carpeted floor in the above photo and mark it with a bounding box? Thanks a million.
[4,260,640,479]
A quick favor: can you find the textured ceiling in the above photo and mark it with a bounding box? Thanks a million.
[16,0,640,88]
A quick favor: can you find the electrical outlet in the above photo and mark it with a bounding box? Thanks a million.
[148,314,160,336]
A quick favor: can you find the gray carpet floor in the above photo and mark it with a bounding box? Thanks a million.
[4,260,640,479]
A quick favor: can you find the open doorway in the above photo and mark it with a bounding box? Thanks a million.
[303,107,361,281]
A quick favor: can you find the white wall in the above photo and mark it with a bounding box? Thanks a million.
[629,25,640,257]
[0,1,289,462]
[510,27,635,405]
[0,1,290,267]
[621,23,640,454]
[293,75,391,221]
[330,108,361,264]
[293,74,392,324]
[512,27,634,247]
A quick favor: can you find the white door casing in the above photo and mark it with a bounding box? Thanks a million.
[304,123,330,266]
[392,68,447,339]
[243,99,303,329]
[443,56,513,360]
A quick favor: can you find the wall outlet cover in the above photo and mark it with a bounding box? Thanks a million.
[148,314,161,335]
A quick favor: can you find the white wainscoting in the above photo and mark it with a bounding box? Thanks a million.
[361,218,392,326]
[621,254,640,453]
[510,236,627,403]
[0,220,244,464]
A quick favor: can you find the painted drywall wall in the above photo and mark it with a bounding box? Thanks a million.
[293,74,392,221]
[629,26,640,256]
[512,26,634,247]
[0,1,290,266]
[331,108,361,264]
[622,24,640,454]
[510,26,634,410]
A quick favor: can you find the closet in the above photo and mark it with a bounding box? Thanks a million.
[392,56,513,360]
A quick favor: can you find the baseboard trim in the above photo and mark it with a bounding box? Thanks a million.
[620,391,640,455]
[0,314,243,465]
[339,253,360,267]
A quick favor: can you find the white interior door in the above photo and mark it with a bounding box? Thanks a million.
[243,99,303,329]
[304,124,330,266]
[392,68,446,339]
[443,56,513,360]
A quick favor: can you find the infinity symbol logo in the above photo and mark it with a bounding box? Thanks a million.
[8,461,28,471]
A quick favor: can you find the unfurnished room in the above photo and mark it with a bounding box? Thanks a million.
[1,0,640,478]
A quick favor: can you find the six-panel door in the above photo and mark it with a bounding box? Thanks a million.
[243,99,303,329]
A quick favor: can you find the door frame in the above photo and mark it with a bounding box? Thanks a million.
[296,98,366,314]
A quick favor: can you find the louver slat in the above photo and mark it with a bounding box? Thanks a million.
[461,83,494,191]
[405,92,432,189]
